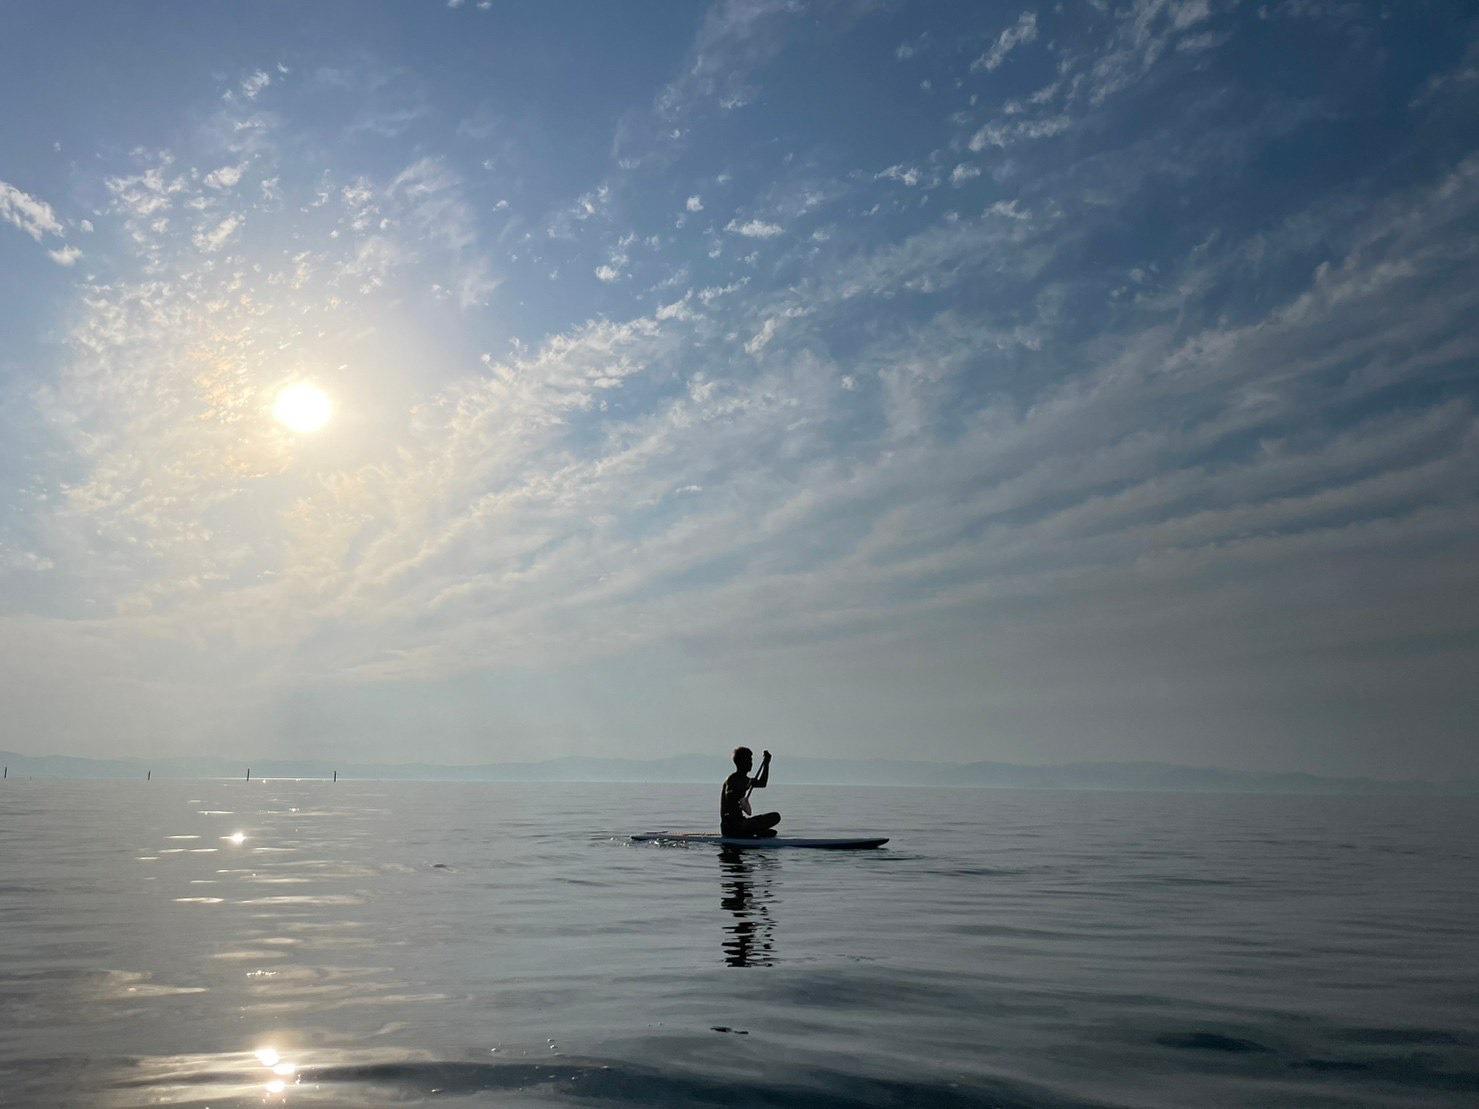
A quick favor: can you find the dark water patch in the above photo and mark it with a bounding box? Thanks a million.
[1289,1052,1479,1093]
[1155,1031,1479,1096]
[920,865,1038,878]
[1336,1026,1467,1046]
[0,1054,125,1107]
[291,1057,1116,1108]
[948,922,1081,940]
[771,969,976,1014]
[1127,875,1237,887]
[0,967,95,987]
[1030,886,1129,899]
[1290,1057,1369,1073]
[1157,1031,1274,1053]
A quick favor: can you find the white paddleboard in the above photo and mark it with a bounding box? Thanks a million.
[631,832,888,849]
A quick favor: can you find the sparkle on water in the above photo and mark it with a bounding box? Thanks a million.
[3,780,1475,1106]
[271,382,332,433]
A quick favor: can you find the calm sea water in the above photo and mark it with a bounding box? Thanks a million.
[0,779,1476,1107]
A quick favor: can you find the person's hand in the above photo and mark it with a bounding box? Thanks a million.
[762,749,771,761]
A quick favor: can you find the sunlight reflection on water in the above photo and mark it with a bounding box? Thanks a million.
[0,780,1476,1107]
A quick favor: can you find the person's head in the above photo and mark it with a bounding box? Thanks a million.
[732,746,753,772]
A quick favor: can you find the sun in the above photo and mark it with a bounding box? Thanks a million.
[272,382,332,433]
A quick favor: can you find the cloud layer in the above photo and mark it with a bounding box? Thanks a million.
[1,1,1476,774]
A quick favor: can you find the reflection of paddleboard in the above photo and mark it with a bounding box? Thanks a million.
[631,832,888,850]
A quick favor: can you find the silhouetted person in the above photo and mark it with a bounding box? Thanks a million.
[721,747,780,838]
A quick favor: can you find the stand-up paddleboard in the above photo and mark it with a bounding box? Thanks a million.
[632,832,888,850]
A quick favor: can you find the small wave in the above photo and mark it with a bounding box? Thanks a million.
[1335,1027,1468,1047]
[96,970,208,1000]
[104,1052,1111,1107]
[1155,1030,1479,1095]
[235,894,364,906]
[1157,1031,1272,1054]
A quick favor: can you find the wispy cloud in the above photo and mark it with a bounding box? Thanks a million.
[386,157,500,305]
[1,178,81,266]
[2,2,1475,771]
[876,164,923,187]
[972,11,1038,72]
[232,69,272,101]
[0,179,65,241]
[193,213,242,252]
[726,217,783,238]
[968,113,1070,150]
[203,163,247,189]
[653,0,800,122]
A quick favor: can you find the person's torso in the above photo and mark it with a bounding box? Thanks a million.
[720,774,751,819]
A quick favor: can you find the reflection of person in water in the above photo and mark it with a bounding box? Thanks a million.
[720,747,780,838]
[719,848,776,967]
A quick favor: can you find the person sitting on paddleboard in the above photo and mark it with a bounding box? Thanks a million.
[721,747,780,838]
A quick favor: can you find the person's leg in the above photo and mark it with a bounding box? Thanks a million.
[723,813,781,838]
[752,812,780,837]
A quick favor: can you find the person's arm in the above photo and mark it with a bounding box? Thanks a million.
[751,750,771,790]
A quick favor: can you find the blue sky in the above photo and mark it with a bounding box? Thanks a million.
[1,1,1476,777]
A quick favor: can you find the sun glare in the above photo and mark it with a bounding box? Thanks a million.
[272,383,332,433]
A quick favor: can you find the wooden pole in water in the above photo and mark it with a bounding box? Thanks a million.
[147,770,151,781]
[246,768,251,781]
[333,770,337,782]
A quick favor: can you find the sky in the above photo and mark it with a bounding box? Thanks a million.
[1,1,1476,778]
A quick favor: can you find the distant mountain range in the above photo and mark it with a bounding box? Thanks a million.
[1,749,1473,794]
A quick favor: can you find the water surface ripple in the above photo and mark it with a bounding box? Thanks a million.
[0,781,1475,1106]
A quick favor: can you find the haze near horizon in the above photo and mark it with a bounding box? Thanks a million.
[1,1,1476,779]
